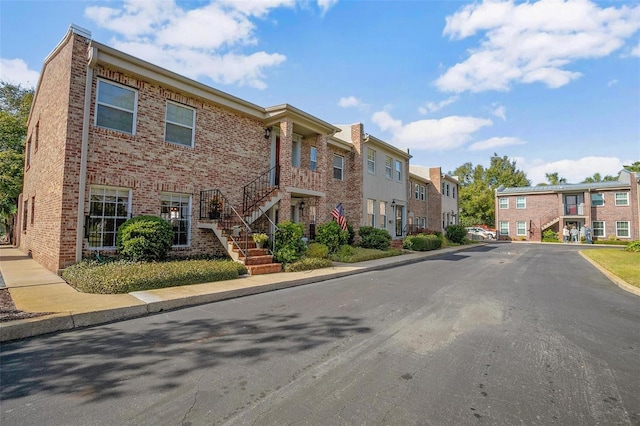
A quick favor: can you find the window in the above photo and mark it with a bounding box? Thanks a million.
[616,221,630,238]
[421,217,426,228]
[367,199,375,226]
[88,186,131,248]
[499,221,509,236]
[367,149,376,174]
[310,147,317,171]
[292,138,301,167]
[379,201,387,228]
[22,200,28,231]
[96,80,137,134]
[592,221,605,237]
[516,197,526,209]
[516,221,526,236]
[499,198,508,209]
[615,192,629,206]
[385,156,392,179]
[591,193,604,207]
[25,136,32,168]
[415,184,419,199]
[35,121,39,151]
[395,160,402,181]
[161,193,191,246]
[446,184,450,197]
[420,185,426,201]
[452,186,456,199]
[165,102,195,147]
[442,213,445,229]
[333,155,344,180]
[30,196,35,225]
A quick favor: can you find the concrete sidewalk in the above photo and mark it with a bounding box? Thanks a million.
[0,244,476,342]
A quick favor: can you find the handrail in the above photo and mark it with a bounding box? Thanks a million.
[253,205,280,253]
[200,189,252,258]
[243,165,280,214]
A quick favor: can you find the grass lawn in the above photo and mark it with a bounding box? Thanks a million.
[582,249,640,288]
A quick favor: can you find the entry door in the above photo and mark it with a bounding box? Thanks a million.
[395,206,404,237]
[270,136,281,186]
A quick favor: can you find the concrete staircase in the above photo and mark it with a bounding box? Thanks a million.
[390,239,404,249]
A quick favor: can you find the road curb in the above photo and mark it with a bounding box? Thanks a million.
[0,245,478,343]
[579,251,640,297]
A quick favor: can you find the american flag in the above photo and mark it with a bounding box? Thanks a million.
[330,203,347,231]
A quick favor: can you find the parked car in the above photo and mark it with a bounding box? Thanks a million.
[466,227,495,239]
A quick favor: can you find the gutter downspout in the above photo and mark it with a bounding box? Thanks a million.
[75,46,97,263]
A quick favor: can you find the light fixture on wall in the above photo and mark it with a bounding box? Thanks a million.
[264,127,271,139]
[391,199,396,208]
[299,200,305,213]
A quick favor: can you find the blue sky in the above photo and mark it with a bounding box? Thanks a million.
[2,0,639,184]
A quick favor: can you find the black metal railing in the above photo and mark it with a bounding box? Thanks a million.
[243,165,279,214]
[200,189,252,258]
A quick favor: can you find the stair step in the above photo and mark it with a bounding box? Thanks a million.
[390,239,404,249]
[242,255,276,265]
[246,263,282,275]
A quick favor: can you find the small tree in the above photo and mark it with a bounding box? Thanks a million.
[445,224,467,244]
[116,216,173,261]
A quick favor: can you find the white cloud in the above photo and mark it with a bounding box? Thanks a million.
[371,111,493,151]
[520,156,627,185]
[84,0,308,89]
[418,95,458,114]
[491,104,506,120]
[0,58,40,88]
[317,0,339,15]
[468,137,525,151]
[338,96,363,108]
[607,79,618,87]
[630,40,640,57]
[437,0,640,93]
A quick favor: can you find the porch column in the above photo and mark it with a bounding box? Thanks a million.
[278,119,293,223]
[316,133,329,224]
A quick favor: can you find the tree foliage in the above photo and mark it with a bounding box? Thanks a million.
[582,172,617,183]
[0,81,34,238]
[453,153,530,227]
[537,172,567,186]
[623,161,640,173]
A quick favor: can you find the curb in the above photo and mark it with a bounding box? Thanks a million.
[1,246,475,343]
[579,251,640,297]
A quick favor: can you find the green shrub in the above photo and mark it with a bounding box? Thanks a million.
[273,221,306,264]
[358,226,391,250]
[403,234,442,251]
[330,244,355,262]
[593,239,630,246]
[346,223,356,245]
[116,216,173,261]
[625,240,640,252]
[63,259,243,294]
[542,229,560,242]
[284,257,333,272]
[445,224,467,244]
[307,242,329,259]
[315,221,348,253]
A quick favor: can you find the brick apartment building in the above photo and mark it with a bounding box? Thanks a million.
[494,169,640,241]
[16,25,454,273]
[409,166,460,233]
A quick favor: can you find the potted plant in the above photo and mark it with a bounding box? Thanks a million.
[208,196,223,219]
[252,233,269,249]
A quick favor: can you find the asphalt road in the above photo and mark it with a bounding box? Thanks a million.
[1,243,638,425]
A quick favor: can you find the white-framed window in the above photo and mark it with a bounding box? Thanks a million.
[615,192,629,206]
[292,137,301,167]
[367,148,376,174]
[95,79,137,134]
[616,221,630,238]
[415,184,420,199]
[160,193,191,246]
[420,185,426,201]
[421,217,426,228]
[379,201,387,229]
[499,221,509,235]
[395,160,402,181]
[499,197,508,209]
[385,156,392,179]
[165,101,195,147]
[516,221,526,236]
[310,147,317,171]
[516,197,526,209]
[87,186,131,249]
[452,186,456,199]
[333,154,344,180]
[592,221,605,237]
[367,199,375,226]
[591,193,604,207]
[446,183,450,197]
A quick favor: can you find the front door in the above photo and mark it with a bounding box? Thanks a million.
[395,205,404,237]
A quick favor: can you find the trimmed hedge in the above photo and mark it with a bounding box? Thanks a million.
[63,259,246,294]
[307,242,330,259]
[403,234,442,251]
[284,257,333,272]
[358,226,391,250]
[116,215,173,261]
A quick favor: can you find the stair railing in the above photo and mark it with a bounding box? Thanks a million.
[251,205,280,254]
[200,189,252,258]
[243,165,280,214]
